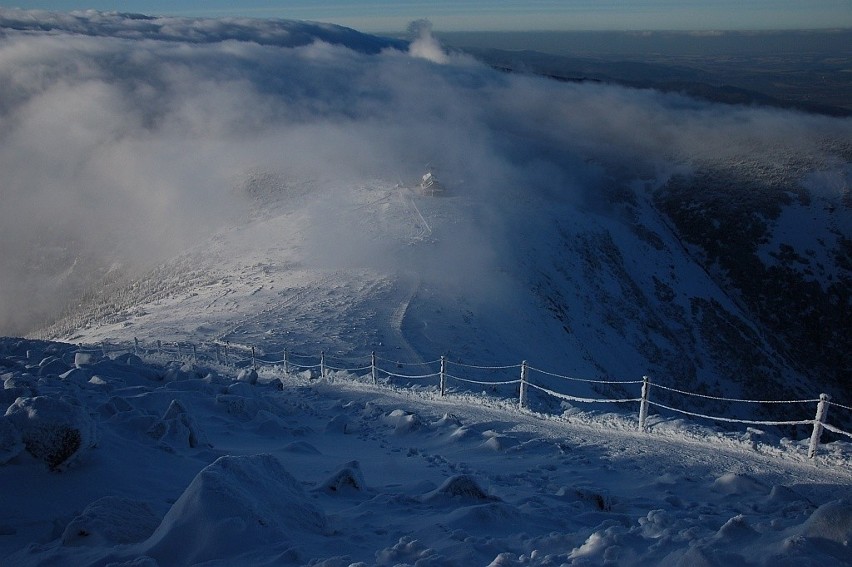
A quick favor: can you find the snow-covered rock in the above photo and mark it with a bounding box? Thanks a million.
[0,416,24,464]
[139,454,328,565]
[74,352,95,368]
[799,499,852,546]
[314,460,366,494]
[4,396,97,470]
[146,399,209,449]
[422,474,499,503]
[236,368,259,385]
[61,496,160,547]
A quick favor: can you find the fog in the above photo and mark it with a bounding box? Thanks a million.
[0,9,848,335]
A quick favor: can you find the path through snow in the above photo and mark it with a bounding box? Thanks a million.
[1,339,850,565]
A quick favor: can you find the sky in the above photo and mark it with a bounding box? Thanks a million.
[5,1,852,32]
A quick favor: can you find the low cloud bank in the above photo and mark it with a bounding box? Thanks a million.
[0,9,848,334]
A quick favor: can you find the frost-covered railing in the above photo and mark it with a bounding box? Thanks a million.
[85,339,851,459]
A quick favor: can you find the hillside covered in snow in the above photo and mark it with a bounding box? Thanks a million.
[1,337,850,565]
[3,10,848,428]
[0,9,851,564]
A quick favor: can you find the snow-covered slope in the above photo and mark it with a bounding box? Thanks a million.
[1,9,845,430]
[39,160,850,432]
[1,10,851,564]
[1,338,850,565]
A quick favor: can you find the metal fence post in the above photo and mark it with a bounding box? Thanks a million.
[177,343,183,359]
[320,351,326,380]
[283,348,289,375]
[639,375,650,432]
[251,346,256,370]
[371,351,378,384]
[157,340,162,355]
[519,360,528,409]
[440,355,446,396]
[192,344,197,363]
[808,393,831,459]
[134,337,139,356]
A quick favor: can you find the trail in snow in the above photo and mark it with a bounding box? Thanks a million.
[385,274,430,372]
[1,338,850,566]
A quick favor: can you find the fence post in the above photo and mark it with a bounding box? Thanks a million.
[320,351,326,380]
[177,343,183,359]
[808,393,831,459]
[251,346,256,370]
[519,360,528,409]
[371,351,378,384]
[101,342,107,358]
[283,348,289,375]
[215,343,221,365]
[134,337,139,356]
[192,344,197,363]
[639,375,650,432]
[440,355,446,396]
[157,340,162,355]
[225,342,230,365]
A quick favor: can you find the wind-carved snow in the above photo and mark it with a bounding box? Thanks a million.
[0,338,849,565]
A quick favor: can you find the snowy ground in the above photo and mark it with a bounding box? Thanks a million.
[1,339,850,566]
[2,10,851,565]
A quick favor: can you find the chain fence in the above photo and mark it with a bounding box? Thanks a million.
[81,338,851,460]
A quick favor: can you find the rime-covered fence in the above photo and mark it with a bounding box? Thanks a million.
[80,338,850,460]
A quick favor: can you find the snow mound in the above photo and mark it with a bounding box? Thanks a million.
[314,460,366,494]
[4,396,97,470]
[59,367,94,386]
[325,413,354,434]
[384,409,423,435]
[146,399,209,449]
[444,501,523,530]
[236,368,258,385]
[375,536,437,566]
[227,381,256,397]
[74,352,96,368]
[61,496,160,547]
[713,514,759,542]
[434,413,462,428]
[711,473,768,496]
[216,394,262,421]
[557,486,613,511]
[481,431,521,452]
[800,499,852,545]
[140,454,328,565]
[249,410,293,437]
[3,374,38,402]
[0,416,24,464]
[422,474,499,504]
[38,357,70,377]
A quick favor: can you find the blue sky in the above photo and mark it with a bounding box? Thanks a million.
[4,1,852,31]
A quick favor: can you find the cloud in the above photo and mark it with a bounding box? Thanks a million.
[0,10,848,335]
[407,19,449,64]
[0,8,403,52]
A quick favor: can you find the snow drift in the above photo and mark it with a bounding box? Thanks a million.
[140,454,328,565]
[0,337,849,565]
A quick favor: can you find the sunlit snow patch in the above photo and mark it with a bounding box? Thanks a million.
[139,453,328,564]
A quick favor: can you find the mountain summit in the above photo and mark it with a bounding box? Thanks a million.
[0,10,848,428]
